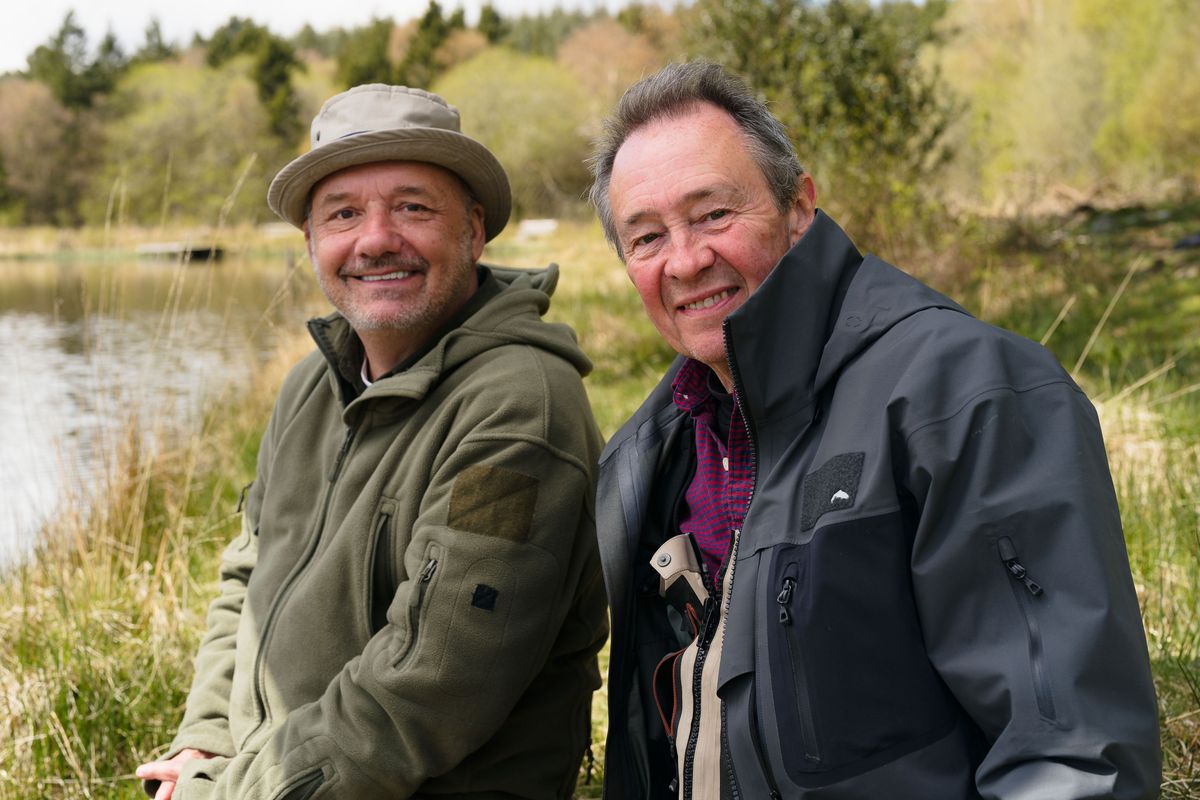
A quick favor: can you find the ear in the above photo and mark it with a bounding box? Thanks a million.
[302,219,317,263]
[469,203,486,261]
[787,173,818,243]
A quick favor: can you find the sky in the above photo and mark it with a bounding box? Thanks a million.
[1,0,631,74]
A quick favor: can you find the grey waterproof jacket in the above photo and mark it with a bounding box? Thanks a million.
[596,213,1160,799]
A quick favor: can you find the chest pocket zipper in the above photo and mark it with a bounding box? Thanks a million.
[997,536,1056,721]
[776,572,822,765]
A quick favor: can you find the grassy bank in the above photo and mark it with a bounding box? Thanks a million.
[1,206,1198,797]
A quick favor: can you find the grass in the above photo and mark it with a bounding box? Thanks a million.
[1,204,1198,797]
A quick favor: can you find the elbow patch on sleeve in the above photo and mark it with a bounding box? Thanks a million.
[449,464,539,541]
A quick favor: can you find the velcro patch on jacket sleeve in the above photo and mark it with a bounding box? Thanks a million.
[800,452,865,530]
[448,464,539,541]
[471,584,499,611]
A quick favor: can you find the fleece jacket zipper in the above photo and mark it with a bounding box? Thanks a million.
[248,423,356,742]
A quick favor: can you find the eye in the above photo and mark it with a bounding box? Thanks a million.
[623,231,660,258]
[333,208,355,220]
[705,209,729,221]
[399,202,431,213]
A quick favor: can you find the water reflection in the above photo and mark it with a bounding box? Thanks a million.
[0,255,322,565]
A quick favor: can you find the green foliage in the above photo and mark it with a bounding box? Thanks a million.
[1081,0,1200,185]
[254,37,305,141]
[396,1,457,88]
[205,17,304,142]
[686,0,957,241]
[433,48,593,217]
[293,23,347,58]
[0,78,93,225]
[334,18,395,87]
[205,17,271,68]
[87,60,290,226]
[940,0,1200,203]
[132,18,178,65]
[478,4,508,43]
[26,11,128,109]
[500,8,601,58]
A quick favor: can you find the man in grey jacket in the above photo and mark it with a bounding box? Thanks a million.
[590,61,1160,799]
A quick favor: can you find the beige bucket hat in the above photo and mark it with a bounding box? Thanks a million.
[267,84,512,240]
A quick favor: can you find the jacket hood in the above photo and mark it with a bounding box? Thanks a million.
[308,262,592,413]
[725,210,968,427]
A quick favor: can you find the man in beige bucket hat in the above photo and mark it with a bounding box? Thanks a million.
[137,84,607,800]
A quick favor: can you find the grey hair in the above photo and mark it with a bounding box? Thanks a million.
[587,60,804,255]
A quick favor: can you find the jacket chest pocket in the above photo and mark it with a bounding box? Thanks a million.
[366,499,400,636]
[762,514,959,785]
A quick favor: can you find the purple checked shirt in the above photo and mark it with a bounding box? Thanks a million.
[672,358,754,590]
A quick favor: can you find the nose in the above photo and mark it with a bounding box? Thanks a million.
[663,228,715,282]
[355,206,406,259]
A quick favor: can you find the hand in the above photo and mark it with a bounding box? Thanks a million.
[136,748,214,800]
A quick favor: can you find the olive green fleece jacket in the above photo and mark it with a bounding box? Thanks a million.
[166,265,608,800]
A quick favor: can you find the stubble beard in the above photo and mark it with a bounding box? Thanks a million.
[314,232,477,334]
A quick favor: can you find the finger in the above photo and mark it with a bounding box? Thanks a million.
[154,778,175,800]
[137,760,183,781]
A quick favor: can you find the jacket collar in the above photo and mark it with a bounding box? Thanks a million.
[306,262,590,421]
[603,211,970,462]
[723,210,863,429]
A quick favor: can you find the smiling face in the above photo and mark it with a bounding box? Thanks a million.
[608,103,816,387]
[304,160,485,375]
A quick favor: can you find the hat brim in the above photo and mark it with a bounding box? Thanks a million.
[267,128,512,241]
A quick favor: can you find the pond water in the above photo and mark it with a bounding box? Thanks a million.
[0,254,323,567]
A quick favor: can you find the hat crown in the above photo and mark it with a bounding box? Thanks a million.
[310,84,462,148]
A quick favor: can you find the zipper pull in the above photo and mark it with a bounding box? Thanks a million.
[998,537,1043,596]
[696,596,720,651]
[328,426,356,482]
[777,577,795,625]
[419,559,438,582]
[667,736,679,793]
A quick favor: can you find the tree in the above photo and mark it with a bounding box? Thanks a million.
[396,1,454,88]
[294,23,348,58]
[433,49,593,217]
[0,78,85,224]
[254,36,304,141]
[501,8,599,58]
[478,4,508,43]
[133,18,178,64]
[205,17,270,68]
[435,29,489,73]
[557,19,664,132]
[687,0,957,237]
[88,59,289,225]
[26,11,127,108]
[205,17,304,143]
[938,0,1200,202]
[335,18,395,87]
